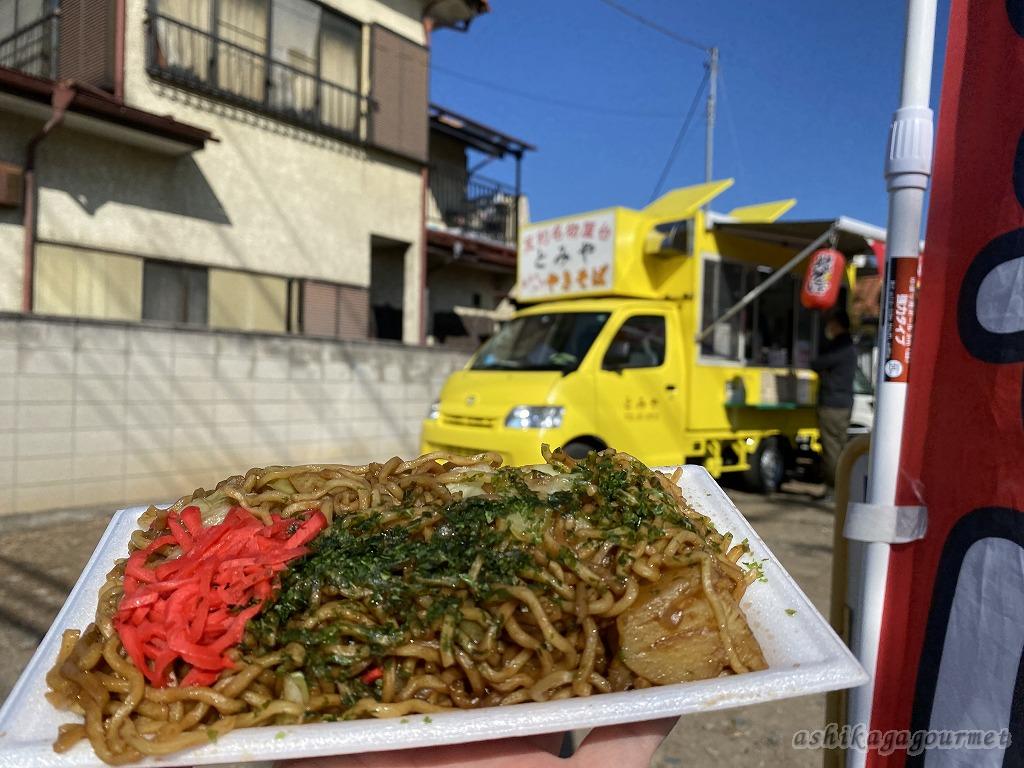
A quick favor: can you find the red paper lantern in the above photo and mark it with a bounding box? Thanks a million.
[800,248,846,310]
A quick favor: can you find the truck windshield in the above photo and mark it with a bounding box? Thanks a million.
[471,312,610,372]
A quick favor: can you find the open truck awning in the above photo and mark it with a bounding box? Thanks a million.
[697,216,887,343]
[710,216,887,257]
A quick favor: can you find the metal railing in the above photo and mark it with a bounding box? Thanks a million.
[0,13,58,79]
[429,165,519,246]
[146,13,368,140]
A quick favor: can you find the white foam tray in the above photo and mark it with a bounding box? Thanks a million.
[0,466,866,767]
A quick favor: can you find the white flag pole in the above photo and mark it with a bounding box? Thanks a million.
[846,1,938,765]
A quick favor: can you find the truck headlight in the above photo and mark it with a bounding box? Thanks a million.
[505,405,564,429]
[427,401,440,421]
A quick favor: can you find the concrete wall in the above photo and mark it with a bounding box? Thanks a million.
[0,315,468,516]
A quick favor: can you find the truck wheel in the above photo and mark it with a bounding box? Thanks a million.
[743,438,785,494]
[563,441,603,460]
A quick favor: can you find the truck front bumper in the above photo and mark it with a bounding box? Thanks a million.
[420,420,566,467]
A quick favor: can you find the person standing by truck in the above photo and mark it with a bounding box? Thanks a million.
[811,309,858,495]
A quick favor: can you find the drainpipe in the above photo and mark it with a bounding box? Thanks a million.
[114,0,126,100]
[22,80,75,313]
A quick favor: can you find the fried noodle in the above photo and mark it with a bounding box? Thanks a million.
[46,448,766,764]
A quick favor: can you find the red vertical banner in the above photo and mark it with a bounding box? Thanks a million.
[869,1,1024,765]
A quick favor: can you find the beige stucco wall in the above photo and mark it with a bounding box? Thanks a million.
[324,0,425,43]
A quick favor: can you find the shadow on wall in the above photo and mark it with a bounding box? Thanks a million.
[37,131,230,224]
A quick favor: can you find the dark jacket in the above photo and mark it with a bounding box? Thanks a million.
[811,332,857,409]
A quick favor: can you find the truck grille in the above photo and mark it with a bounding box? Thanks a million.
[442,412,498,429]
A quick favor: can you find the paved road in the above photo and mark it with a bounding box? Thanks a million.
[0,485,837,767]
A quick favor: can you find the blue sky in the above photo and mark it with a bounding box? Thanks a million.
[429,0,951,227]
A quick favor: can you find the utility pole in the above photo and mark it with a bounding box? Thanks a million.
[705,46,718,184]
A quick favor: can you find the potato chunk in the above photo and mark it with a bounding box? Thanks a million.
[616,564,766,684]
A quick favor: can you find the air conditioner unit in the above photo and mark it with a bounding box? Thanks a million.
[0,163,23,208]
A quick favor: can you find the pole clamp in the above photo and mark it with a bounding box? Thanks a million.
[885,106,933,191]
[844,502,927,544]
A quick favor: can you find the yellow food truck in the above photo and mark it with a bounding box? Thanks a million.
[421,180,884,492]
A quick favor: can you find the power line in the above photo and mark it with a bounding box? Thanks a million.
[430,64,680,119]
[595,0,710,53]
[649,69,709,202]
[717,68,747,183]
[595,0,720,183]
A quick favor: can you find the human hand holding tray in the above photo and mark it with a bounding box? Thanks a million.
[0,456,866,768]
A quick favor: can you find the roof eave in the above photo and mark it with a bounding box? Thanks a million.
[429,103,535,158]
[0,67,213,152]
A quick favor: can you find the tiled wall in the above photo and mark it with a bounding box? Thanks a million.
[0,316,468,516]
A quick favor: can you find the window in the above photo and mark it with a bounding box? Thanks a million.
[603,315,666,370]
[752,270,795,366]
[301,280,369,340]
[218,0,268,101]
[0,0,57,78]
[701,259,749,360]
[34,244,143,320]
[320,12,361,131]
[369,25,428,161]
[150,0,363,136]
[143,261,208,325]
[471,312,609,372]
[0,0,43,38]
[209,269,288,332]
[701,256,819,368]
[794,291,816,368]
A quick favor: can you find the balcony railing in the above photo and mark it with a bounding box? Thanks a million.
[428,165,519,247]
[0,13,58,79]
[146,13,369,141]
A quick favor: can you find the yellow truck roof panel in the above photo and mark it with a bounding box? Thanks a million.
[727,199,797,223]
[642,179,734,219]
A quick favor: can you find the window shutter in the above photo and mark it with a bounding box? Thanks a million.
[58,0,115,89]
[302,280,339,337]
[303,280,369,339]
[369,25,428,162]
[336,284,369,340]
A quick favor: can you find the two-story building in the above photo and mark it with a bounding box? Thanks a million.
[0,0,488,343]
